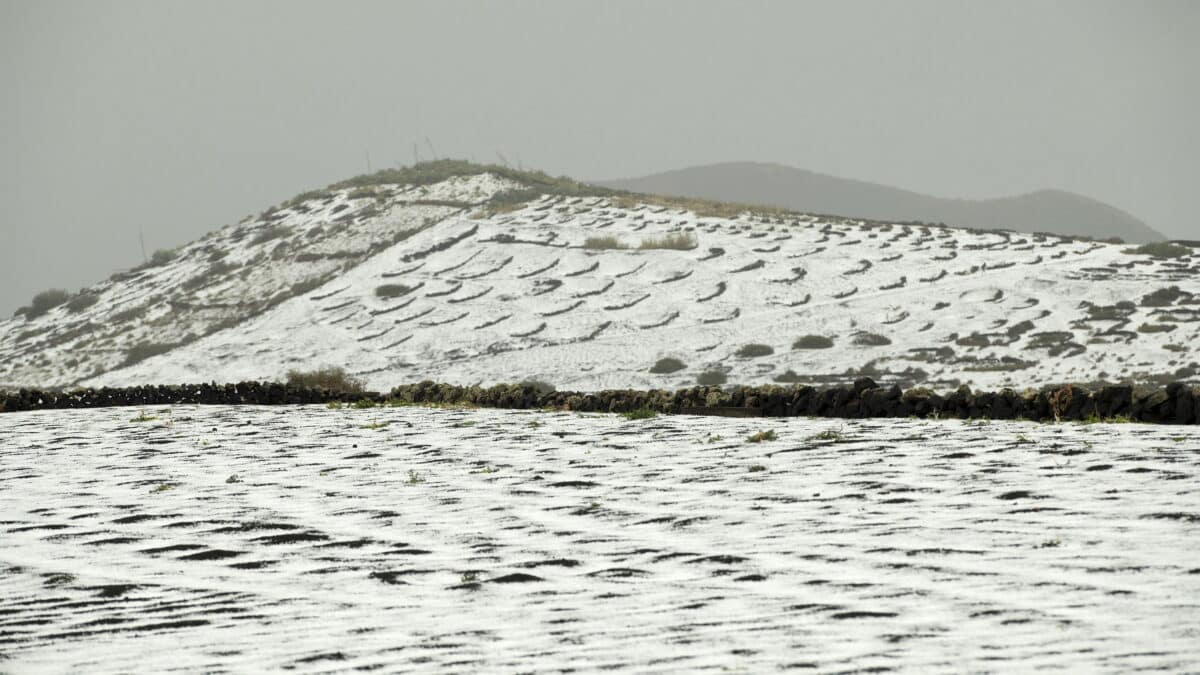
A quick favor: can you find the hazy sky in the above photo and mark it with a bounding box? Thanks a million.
[2,0,1196,316]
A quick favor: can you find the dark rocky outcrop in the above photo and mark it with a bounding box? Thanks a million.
[2,380,1198,424]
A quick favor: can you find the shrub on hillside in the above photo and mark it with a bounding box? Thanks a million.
[772,369,803,383]
[123,341,177,367]
[649,357,687,374]
[582,235,628,250]
[375,283,417,299]
[852,332,892,347]
[285,367,366,393]
[696,370,728,386]
[182,261,237,291]
[520,379,556,396]
[792,335,834,349]
[19,289,70,319]
[956,333,990,348]
[639,232,697,250]
[348,187,379,200]
[735,343,774,358]
[1140,286,1189,307]
[110,304,148,324]
[1124,241,1190,259]
[65,293,99,314]
[251,225,291,246]
[1138,323,1176,334]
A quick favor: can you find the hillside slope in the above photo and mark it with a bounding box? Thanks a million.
[597,162,1166,244]
[1,162,1196,392]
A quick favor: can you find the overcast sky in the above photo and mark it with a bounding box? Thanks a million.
[2,0,1196,316]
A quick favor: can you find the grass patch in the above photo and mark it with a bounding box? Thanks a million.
[285,367,366,393]
[622,408,659,420]
[746,430,778,443]
[1081,413,1134,424]
[810,429,844,441]
[582,235,628,250]
[639,232,697,250]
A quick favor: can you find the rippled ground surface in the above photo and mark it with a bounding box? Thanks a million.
[2,405,1198,673]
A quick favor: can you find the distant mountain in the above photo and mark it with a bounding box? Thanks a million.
[596,162,1165,244]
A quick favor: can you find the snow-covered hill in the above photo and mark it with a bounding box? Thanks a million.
[2,163,1197,391]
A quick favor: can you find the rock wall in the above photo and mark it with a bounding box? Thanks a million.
[2,378,1197,424]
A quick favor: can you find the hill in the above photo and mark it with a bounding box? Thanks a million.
[596,162,1166,244]
[1,160,1197,392]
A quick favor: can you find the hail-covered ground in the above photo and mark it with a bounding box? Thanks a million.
[1,404,1198,672]
[1,170,1197,392]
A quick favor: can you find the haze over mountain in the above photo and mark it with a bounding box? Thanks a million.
[598,162,1166,244]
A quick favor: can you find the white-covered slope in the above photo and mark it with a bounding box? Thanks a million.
[1,168,1197,392]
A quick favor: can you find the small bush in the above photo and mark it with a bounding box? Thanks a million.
[773,369,803,383]
[622,408,658,420]
[1138,323,1176,334]
[65,293,99,314]
[182,261,236,291]
[150,248,177,267]
[649,357,687,374]
[639,232,697,250]
[736,343,774,358]
[852,332,892,347]
[793,335,834,350]
[697,370,728,386]
[285,367,366,393]
[110,304,148,324]
[746,430,777,443]
[282,188,335,208]
[1140,286,1188,307]
[251,225,291,246]
[123,342,177,367]
[582,235,628,250]
[23,289,70,319]
[1124,241,1190,259]
[812,429,843,441]
[956,333,990,348]
[375,284,417,299]
[520,380,556,396]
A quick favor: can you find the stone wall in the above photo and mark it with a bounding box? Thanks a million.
[3,378,1197,424]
